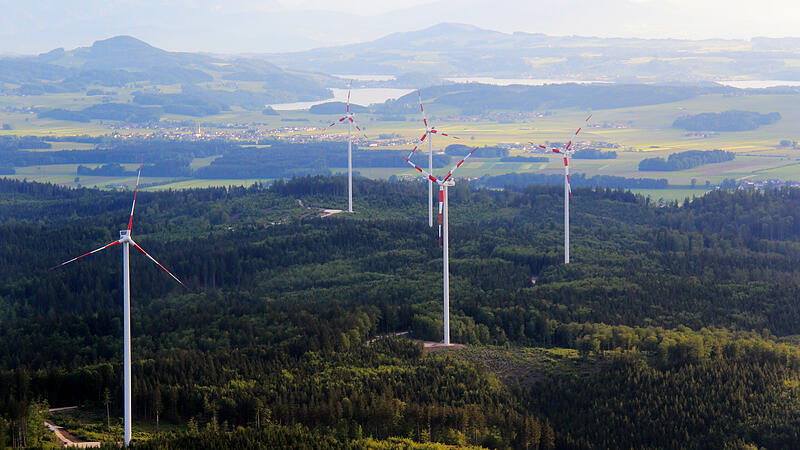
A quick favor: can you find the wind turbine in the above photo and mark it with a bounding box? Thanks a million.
[328,81,367,213]
[403,146,478,345]
[533,114,592,264]
[414,90,460,227]
[51,163,188,447]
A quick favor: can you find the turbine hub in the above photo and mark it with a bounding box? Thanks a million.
[119,230,131,242]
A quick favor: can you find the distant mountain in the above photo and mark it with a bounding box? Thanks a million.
[264,23,800,82]
[0,36,332,110]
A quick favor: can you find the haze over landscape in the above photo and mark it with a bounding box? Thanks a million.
[3,1,800,449]
[3,0,800,54]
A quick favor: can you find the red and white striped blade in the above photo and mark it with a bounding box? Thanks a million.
[403,156,439,184]
[131,240,188,290]
[442,146,478,182]
[127,161,143,232]
[418,90,429,128]
[567,173,573,200]
[346,80,352,113]
[438,187,444,247]
[564,157,573,200]
[406,131,430,159]
[533,143,561,153]
[330,116,348,127]
[565,114,592,150]
[430,129,460,139]
[350,118,368,138]
[51,240,120,269]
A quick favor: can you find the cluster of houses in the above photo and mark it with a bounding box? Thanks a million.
[738,179,800,190]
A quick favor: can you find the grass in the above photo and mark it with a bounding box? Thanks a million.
[48,407,183,445]
[452,345,591,385]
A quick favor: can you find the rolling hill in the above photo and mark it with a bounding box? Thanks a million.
[263,23,800,82]
[0,36,332,106]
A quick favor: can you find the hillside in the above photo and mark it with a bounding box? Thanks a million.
[264,23,800,82]
[0,36,332,106]
[4,177,800,447]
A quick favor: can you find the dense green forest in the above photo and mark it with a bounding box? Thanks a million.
[673,110,782,132]
[638,149,735,171]
[375,84,732,115]
[481,172,669,189]
[571,149,617,160]
[3,176,800,448]
[0,139,452,180]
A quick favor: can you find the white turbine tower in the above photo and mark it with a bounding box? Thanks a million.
[52,163,188,447]
[534,114,592,264]
[403,146,478,345]
[414,90,460,227]
[328,81,367,213]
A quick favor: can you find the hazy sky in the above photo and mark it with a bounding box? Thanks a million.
[1,0,799,54]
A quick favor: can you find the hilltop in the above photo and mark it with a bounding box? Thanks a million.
[0,36,332,104]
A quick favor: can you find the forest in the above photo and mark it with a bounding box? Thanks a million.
[375,84,733,115]
[571,149,616,160]
[638,149,735,171]
[481,172,669,189]
[0,139,454,180]
[673,110,782,132]
[3,176,800,448]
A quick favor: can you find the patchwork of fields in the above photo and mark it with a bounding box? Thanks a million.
[2,90,799,197]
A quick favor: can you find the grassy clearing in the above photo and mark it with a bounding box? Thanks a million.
[452,345,591,385]
[49,407,181,445]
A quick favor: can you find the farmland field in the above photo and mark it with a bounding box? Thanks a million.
[2,90,799,199]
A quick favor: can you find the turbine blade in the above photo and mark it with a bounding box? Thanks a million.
[346,80,352,113]
[51,240,120,269]
[532,143,561,153]
[403,156,440,184]
[418,90,429,128]
[329,117,348,127]
[430,129,460,139]
[442,146,478,182]
[350,118,368,137]
[406,131,429,159]
[567,174,573,200]
[127,161,143,232]
[131,241,189,290]
[438,187,444,247]
[565,158,573,200]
